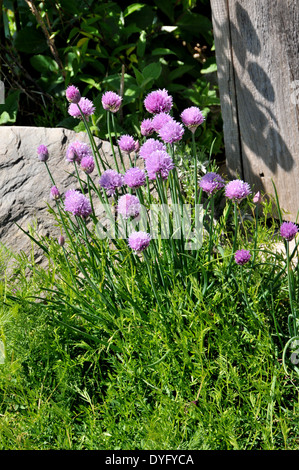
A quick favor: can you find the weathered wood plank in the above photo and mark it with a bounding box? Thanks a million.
[211,0,299,220]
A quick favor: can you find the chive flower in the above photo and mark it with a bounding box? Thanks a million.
[225,179,251,202]
[68,97,95,120]
[58,235,65,247]
[37,144,49,162]
[151,112,174,132]
[139,138,167,160]
[235,249,251,265]
[145,150,174,180]
[280,221,299,242]
[199,172,225,195]
[65,85,81,104]
[128,231,151,252]
[118,134,137,154]
[64,189,92,218]
[181,106,205,132]
[50,186,60,200]
[158,120,184,144]
[99,169,124,196]
[117,194,141,219]
[80,155,95,174]
[123,167,146,189]
[140,118,154,136]
[101,91,122,113]
[144,89,173,114]
[66,141,93,163]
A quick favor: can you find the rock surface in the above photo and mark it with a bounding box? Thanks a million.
[0,126,135,267]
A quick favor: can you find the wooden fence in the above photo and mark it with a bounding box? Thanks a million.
[210,0,299,220]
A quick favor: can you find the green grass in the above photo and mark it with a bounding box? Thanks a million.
[0,217,299,450]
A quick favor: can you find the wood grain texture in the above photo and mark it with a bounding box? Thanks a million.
[211,0,299,220]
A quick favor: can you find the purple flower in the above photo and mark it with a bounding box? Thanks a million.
[145,150,174,180]
[158,120,184,144]
[225,179,251,202]
[199,172,225,195]
[128,231,151,252]
[66,141,93,163]
[37,144,49,162]
[140,118,154,136]
[66,85,81,104]
[124,167,146,188]
[139,138,167,160]
[99,169,124,196]
[68,97,95,120]
[58,235,65,247]
[280,221,299,242]
[50,186,60,200]
[118,134,137,154]
[253,191,261,204]
[181,106,205,132]
[235,249,251,266]
[144,89,173,114]
[64,190,92,218]
[102,91,122,113]
[117,194,141,219]
[80,155,95,174]
[151,112,174,132]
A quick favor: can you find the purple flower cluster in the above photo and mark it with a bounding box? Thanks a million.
[117,194,141,219]
[64,189,92,218]
[139,138,167,160]
[152,112,174,132]
[144,89,173,114]
[66,85,81,104]
[99,169,124,196]
[181,106,205,132]
[118,135,137,154]
[140,118,154,136]
[102,91,122,113]
[68,97,95,120]
[128,231,151,252]
[145,150,174,180]
[199,172,225,195]
[37,144,49,162]
[80,155,95,174]
[158,120,184,144]
[235,249,251,266]
[123,167,146,188]
[66,141,93,163]
[225,179,251,202]
[50,186,60,200]
[280,221,298,242]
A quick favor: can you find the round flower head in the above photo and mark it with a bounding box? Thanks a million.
[140,118,154,136]
[66,141,92,163]
[64,189,92,218]
[158,120,184,144]
[66,85,81,104]
[50,185,60,200]
[99,169,124,196]
[225,179,251,202]
[68,97,95,120]
[235,249,251,266]
[102,91,122,113]
[280,221,299,242]
[128,231,151,252]
[80,155,95,174]
[117,194,141,219]
[58,235,65,247]
[151,112,174,132]
[199,172,225,195]
[124,167,146,188]
[144,89,173,114]
[145,150,174,180]
[118,134,136,154]
[37,144,49,162]
[139,138,167,160]
[181,106,205,132]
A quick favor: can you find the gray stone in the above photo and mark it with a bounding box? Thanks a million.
[0,126,138,268]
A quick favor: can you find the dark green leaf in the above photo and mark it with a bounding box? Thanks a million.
[14,26,48,53]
